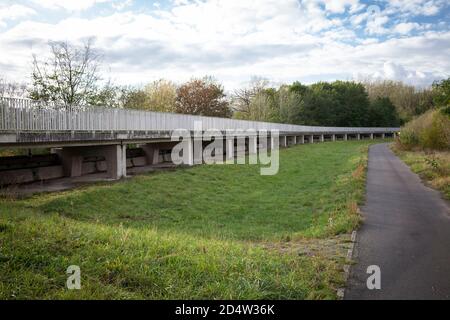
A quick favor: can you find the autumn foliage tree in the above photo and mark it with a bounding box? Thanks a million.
[175,78,231,117]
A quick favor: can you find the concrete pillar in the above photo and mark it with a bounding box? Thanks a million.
[332,134,336,141]
[226,137,235,162]
[108,145,126,179]
[370,133,374,139]
[186,137,194,165]
[281,136,287,147]
[248,136,257,154]
[60,149,83,177]
[142,144,160,165]
[294,136,297,145]
[193,137,203,164]
[320,135,324,142]
[270,135,277,150]
[60,145,126,180]
[258,136,268,150]
[344,134,348,141]
[300,135,304,144]
[382,133,385,139]
[357,133,361,140]
[310,135,314,143]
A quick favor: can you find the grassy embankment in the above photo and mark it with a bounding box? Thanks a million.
[392,147,450,199]
[0,140,379,299]
[393,108,450,199]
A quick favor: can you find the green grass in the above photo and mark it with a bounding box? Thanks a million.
[392,145,450,199]
[0,140,379,299]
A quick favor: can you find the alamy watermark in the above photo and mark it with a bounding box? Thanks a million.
[170,121,280,175]
[366,265,381,290]
[66,265,81,290]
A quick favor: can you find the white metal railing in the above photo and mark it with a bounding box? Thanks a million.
[0,97,399,134]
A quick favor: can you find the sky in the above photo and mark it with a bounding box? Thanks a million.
[0,0,449,90]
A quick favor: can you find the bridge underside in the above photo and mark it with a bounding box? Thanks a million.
[0,131,395,186]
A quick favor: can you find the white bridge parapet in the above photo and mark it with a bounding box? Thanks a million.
[0,97,399,138]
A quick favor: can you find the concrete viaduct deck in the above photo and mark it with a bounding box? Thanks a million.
[0,97,399,185]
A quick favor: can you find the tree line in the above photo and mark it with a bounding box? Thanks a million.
[1,41,448,127]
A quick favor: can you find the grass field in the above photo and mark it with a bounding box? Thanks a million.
[0,140,379,299]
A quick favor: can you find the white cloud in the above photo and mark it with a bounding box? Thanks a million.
[112,0,133,11]
[0,0,448,88]
[320,0,361,14]
[393,22,421,35]
[33,0,112,11]
[0,4,36,28]
[384,0,446,17]
[365,14,389,35]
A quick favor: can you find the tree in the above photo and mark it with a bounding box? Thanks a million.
[432,78,450,108]
[232,77,268,119]
[175,77,231,117]
[87,82,129,108]
[292,81,370,127]
[362,80,434,122]
[30,39,102,107]
[367,97,401,127]
[0,77,28,98]
[143,79,177,112]
[122,88,149,110]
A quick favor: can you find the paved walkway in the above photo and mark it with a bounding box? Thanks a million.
[345,143,450,300]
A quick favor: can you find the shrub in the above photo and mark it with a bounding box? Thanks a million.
[399,109,450,150]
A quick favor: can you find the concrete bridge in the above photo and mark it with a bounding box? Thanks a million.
[0,97,399,185]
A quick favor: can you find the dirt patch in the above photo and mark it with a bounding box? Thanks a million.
[260,233,353,260]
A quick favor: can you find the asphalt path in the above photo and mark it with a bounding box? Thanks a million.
[345,143,450,300]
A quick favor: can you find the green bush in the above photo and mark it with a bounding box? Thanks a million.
[399,109,450,150]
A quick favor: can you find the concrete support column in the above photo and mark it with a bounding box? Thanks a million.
[270,135,280,150]
[370,133,374,139]
[300,135,305,144]
[294,136,297,145]
[382,133,385,139]
[281,136,287,147]
[258,136,269,150]
[186,137,194,165]
[226,137,235,162]
[249,136,258,154]
[193,137,203,165]
[60,144,126,180]
[357,133,361,140]
[320,135,324,142]
[142,144,160,165]
[332,134,336,141]
[310,135,314,143]
[60,149,83,177]
[108,144,127,179]
[344,134,348,141]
